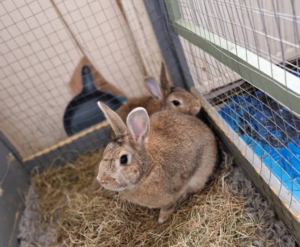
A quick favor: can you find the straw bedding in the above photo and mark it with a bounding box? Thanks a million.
[18,150,297,247]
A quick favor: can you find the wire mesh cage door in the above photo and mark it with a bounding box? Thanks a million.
[0,0,168,170]
[162,0,300,242]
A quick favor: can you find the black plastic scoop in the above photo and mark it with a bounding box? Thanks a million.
[63,64,125,136]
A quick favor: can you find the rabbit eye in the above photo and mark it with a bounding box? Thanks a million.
[172,100,180,106]
[120,155,128,165]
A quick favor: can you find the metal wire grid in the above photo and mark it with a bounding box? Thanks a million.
[162,0,300,209]
[178,0,300,73]
[0,0,153,158]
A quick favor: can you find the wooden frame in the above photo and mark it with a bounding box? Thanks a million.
[22,122,110,171]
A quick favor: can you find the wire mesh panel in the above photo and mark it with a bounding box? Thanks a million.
[163,0,300,236]
[174,0,300,94]
[0,0,164,160]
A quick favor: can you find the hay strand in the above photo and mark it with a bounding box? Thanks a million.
[29,150,293,246]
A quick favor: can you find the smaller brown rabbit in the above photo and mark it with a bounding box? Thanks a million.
[114,63,201,125]
[97,102,219,223]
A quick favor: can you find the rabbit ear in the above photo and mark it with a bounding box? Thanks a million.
[160,62,171,94]
[98,102,126,137]
[144,77,163,100]
[126,107,150,144]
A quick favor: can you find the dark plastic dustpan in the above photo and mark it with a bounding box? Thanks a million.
[63,64,124,136]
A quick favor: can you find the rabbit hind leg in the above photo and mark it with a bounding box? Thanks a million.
[187,164,212,194]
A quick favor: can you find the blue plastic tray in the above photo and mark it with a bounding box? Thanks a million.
[219,88,300,201]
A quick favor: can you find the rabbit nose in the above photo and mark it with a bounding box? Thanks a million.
[101,180,108,186]
[97,174,108,186]
[191,105,201,115]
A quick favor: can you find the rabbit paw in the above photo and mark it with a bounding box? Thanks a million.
[158,204,176,224]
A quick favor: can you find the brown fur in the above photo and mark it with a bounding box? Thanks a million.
[110,63,201,139]
[116,96,162,123]
[97,103,218,223]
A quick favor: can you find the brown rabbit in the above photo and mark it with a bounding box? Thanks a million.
[115,63,201,124]
[97,102,219,223]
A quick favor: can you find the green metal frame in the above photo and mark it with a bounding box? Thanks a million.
[165,0,300,117]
